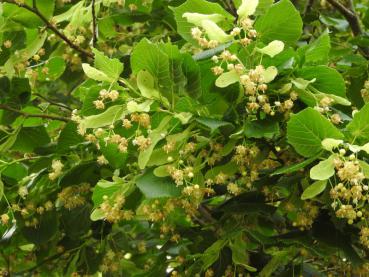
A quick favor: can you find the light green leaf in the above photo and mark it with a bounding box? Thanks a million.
[92,48,123,81]
[81,105,125,129]
[138,116,172,169]
[346,103,369,143]
[82,63,114,83]
[4,32,47,77]
[310,155,335,180]
[301,180,328,200]
[215,70,239,88]
[137,70,160,99]
[359,160,369,178]
[287,108,343,157]
[255,0,302,45]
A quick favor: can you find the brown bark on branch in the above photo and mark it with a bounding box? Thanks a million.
[326,0,369,58]
[0,104,70,122]
[1,0,93,58]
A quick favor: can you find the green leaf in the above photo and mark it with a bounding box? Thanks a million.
[3,0,55,28]
[346,103,369,143]
[57,122,84,153]
[245,120,280,139]
[12,126,50,152]
[0,177,3,202]
[36,57,66,81]
[170,0,234,43]
[200,239,227,269]
[254,0,303,45]
[259,248,298,277]
[131,39,171,91]
[304,31,331,65]
[137,70,161,99]
[301,180,328,200]
[136,169,181,198]
[310,155,335,180]
[229,233,257,272]
[82,63,114,83]
[99,140,128,169]
[92,48,123,81]
[138,116,172,169]
[296,66,346,98]
[359,160,369,178]
[4,31,47,77]
[80,105,125,129]
[287,108,343,157]
[196,117,234,133]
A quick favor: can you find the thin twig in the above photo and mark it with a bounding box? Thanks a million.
[1,0,93,58]
[0,104,70,122]
[33,93,73,111]
[91,0,98,47]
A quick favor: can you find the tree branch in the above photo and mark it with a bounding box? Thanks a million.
[92,0,98,47]
[0,104,70,122]
[33,93,73,111]
[326,0,369,58]
[1,0,93,58]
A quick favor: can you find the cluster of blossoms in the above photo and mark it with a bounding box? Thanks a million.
[185,0,258,50]
[99,250,125,273]
[283,201,319,230]
[314,96,342,125]
[93,89,120,110]
[361,80,369,102]
[99,194,134,223]
[58,183,90,210]
[48,159,64,181]
[8,201,54,228]
[330,152,367,224]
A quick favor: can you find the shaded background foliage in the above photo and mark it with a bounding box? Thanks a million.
[0,0,369,276]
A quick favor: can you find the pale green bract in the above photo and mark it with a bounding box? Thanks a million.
[182,12,225,26]
[237,0,259,18]
[256,40,285,57]
[201,19,233,43]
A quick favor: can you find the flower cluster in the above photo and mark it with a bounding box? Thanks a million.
[328,149,368,224]
[93,89,120,110]
[361,80,369,102]
[48,160,64,181]
[58,183,90,210]
[100,194,134,223]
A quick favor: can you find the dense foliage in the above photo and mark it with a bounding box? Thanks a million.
[1,0,369,275]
